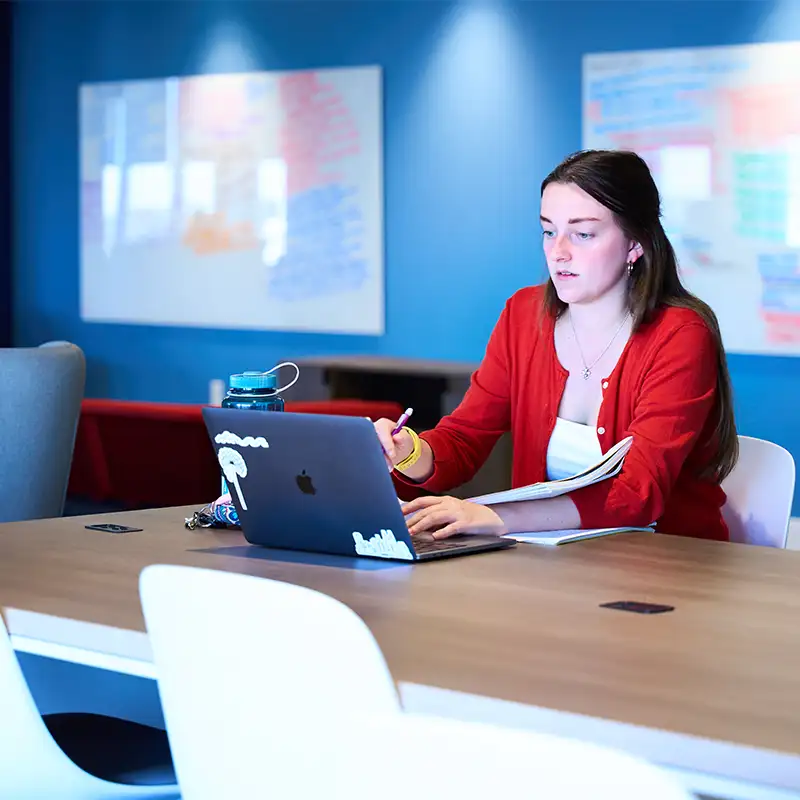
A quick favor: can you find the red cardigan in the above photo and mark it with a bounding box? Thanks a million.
[395,284,729,541]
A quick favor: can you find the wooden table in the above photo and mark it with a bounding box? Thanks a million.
[2,506,800,799]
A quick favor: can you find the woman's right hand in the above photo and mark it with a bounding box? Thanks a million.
[373,417,414,471]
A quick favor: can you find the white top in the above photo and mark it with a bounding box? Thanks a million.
[546,417,603,482]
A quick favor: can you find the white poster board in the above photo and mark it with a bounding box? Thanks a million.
[80,66,384,334]
[583,43,800,355]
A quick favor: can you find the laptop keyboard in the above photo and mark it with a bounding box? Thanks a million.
[412,536,474,554]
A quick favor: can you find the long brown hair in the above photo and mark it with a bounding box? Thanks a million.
[541,149,737,481]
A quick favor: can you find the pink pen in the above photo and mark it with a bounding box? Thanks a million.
[391,407,414,436]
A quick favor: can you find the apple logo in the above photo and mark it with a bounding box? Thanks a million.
[296,470,316,495]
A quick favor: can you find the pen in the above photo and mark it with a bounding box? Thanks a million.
[391,407,414,436]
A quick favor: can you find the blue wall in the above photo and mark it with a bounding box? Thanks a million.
[0,0,10,347]
[13,0,800,508]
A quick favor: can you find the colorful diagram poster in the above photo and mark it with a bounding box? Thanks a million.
[80,66,383,334]
[583,43,800,354]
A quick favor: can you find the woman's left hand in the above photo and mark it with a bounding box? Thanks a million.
[401,496,507,539]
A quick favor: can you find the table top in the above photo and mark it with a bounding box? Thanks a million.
[2,506,800,763]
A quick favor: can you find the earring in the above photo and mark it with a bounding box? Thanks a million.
[626,260,634,277]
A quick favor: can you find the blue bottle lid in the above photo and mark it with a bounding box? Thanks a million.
[229,371,278,390]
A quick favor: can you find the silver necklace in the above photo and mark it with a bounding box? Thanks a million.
[568,309,630,380]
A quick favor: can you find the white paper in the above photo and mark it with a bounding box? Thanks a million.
[506,527,653,546]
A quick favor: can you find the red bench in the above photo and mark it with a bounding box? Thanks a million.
[68,398,405,510]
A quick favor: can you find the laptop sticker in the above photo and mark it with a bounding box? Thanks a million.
[214,431,269,449]
[353,529,413,560]
[217,447,250,511]
[214,431,270,512]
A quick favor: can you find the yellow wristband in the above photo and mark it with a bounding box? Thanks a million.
[394,427,422,472]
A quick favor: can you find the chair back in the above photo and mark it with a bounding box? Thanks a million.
[722,435,796,548]
[139,565,401,800]
[0,342,85,521]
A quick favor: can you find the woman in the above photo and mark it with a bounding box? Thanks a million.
[375,149,738,541]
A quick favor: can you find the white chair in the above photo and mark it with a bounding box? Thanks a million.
[722,435,796,548]
[139,565,693,800]
[220,713,695,800]
[138,564,401,800]
[0,616,179,799]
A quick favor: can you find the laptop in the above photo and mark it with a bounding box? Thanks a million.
[201,407,516,562]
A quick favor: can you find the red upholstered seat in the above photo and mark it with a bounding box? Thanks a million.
[68,398,405,509]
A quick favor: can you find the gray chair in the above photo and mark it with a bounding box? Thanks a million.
[0,342,86,522]
[0,343,179,792]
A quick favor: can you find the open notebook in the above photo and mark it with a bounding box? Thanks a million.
[505,527,653,546]
[467,435,633,506]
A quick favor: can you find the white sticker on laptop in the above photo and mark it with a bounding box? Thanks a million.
[214,431,269,449]
[217,447,250,511]
[352,529,413,560]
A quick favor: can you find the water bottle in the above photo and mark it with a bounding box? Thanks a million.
[219,370,286,495]
[221,370,286,413]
